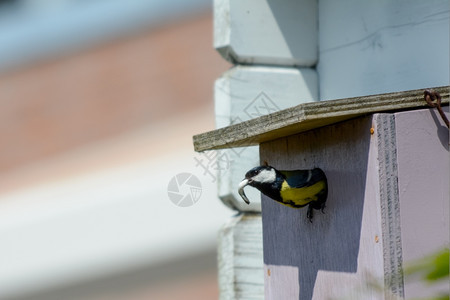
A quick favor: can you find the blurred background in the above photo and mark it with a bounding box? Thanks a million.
[0,0,233,299]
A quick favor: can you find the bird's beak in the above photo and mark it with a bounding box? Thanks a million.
[238,178,251,204]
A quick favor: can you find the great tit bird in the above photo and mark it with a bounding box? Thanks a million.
[238,165,328,222]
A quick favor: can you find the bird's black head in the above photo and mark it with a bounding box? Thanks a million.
[238,165,283,204]
[244,165,277,186]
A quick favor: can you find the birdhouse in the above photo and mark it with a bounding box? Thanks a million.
[193,87,449,299]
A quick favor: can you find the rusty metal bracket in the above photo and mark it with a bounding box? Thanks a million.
[424,90,449,128]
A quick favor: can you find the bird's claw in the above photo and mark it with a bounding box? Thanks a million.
[307,205,313,223]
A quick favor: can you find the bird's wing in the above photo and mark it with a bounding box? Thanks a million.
[280,168,326,188]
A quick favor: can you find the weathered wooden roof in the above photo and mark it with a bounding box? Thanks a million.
[193,86,449,152]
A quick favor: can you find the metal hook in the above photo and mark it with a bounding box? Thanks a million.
[424,90,449,128]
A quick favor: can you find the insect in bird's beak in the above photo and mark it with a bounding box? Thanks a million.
[238,178,251,204]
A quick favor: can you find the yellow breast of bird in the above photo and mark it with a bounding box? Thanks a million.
[280,180,326,207]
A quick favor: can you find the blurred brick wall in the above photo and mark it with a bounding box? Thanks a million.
[0,13,229,174]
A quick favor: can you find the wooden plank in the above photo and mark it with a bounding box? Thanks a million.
[318,1,449,100]
[218,213,264,300]
[214,0,318,66]
[374,114,404,298]
[193,86,449,152]
[394,108,449,298]
[215,66,318,212]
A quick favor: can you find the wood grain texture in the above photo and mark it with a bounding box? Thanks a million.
[374,114,404,298]
[193,86,449,152]
[215,66,318,212]
[218,214,264,300]
[395,108,449,299]
[261,116,376,299]
[214,0,318,66]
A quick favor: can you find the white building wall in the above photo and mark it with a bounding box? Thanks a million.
[318,0,449,100]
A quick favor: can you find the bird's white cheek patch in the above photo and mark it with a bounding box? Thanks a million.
[253,169,276,183]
